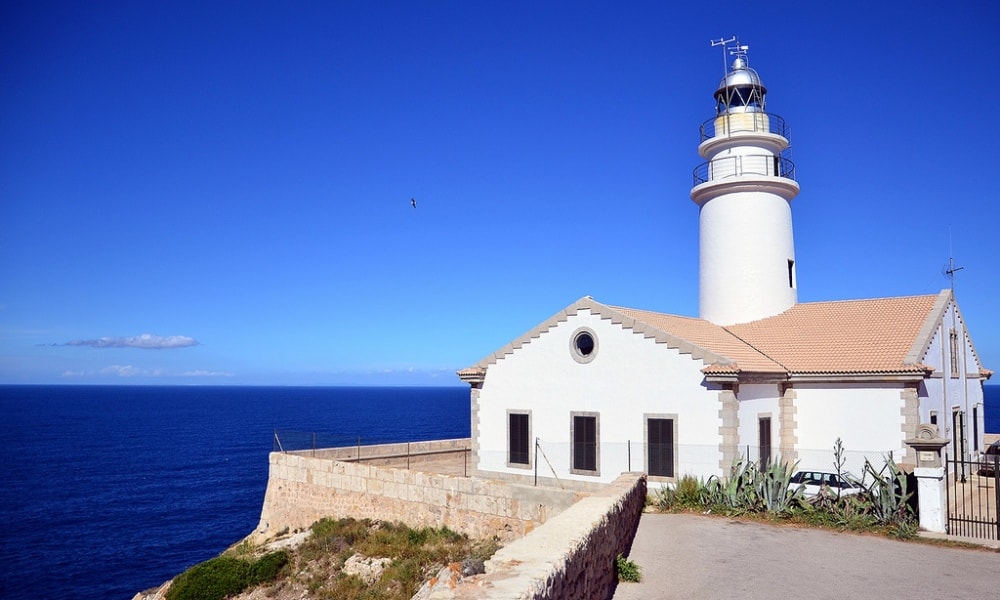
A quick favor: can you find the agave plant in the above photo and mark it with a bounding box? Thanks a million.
[860,456,914,527]
[706,458,753,511]
[705,456,802,515]
[756,457,803,514]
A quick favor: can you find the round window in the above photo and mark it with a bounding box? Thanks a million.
[570,328,598,364]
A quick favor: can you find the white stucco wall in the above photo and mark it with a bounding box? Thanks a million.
[793,383,905,475]
[475,309,723,484]
[917,299,987,458]
[735,383,780,457]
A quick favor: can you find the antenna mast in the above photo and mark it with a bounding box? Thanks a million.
[944,227,964,290]
[710,36,736,74]
[710,36,748,73]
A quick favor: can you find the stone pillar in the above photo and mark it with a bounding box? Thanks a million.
[899,384,920,466]
[778,383,798,463]
[469,385,482,477]
[905,424,950,534]
[718,385,739,472]
[458,368,485,478]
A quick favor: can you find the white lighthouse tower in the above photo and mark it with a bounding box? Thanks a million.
[691,39,800,325]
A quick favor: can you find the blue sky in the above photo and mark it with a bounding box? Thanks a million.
[1,1,998,386]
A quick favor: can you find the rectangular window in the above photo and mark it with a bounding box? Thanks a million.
[949,329,960,378]
[952,409,965,461]
[647,417,675,478]
[571,412,599,475]
[973,406,979,454]
[759,416,772,468]
[930,411,938,427]
[787,259,795,289]
[508,412,530,467]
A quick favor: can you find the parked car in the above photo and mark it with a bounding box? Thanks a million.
[978,441,1000,476]
[788,470,863,498]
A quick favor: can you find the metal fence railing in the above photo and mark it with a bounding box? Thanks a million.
[478,440,901,485]
[946,453,1000,540]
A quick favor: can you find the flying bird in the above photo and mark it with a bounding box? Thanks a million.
[411,197,417,208]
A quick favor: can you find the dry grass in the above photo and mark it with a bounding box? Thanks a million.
[229,518,499,600]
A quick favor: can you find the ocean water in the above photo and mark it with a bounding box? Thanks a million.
[986,385,1000,436]
[0,385,469,600]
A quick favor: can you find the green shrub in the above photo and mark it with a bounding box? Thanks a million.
[675,475,705,507]
[165,551,289,600]
[616,553,641,582]
[250,550,290,581]
[166,557,248,600]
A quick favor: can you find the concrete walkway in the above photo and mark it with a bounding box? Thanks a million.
[612,513,999,600]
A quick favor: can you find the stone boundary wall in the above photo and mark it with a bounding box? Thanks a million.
[424,472,647,600]
[291,438,468,461]
[253,442,582,544]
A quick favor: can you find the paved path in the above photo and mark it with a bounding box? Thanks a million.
[612,513,999,600]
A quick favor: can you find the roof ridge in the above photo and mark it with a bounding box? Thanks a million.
[719,325,792,372]
[795,292,941,307]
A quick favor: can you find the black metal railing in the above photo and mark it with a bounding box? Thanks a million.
[693,154,797,186]
[946,453,1000,540]
[699,111,790,142]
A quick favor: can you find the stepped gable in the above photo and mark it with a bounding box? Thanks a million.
[610,305,785,374]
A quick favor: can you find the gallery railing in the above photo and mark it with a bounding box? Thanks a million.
[692,154,797,186]
[699,111,790,142]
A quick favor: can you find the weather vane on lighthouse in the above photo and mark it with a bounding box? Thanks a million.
[710,36,749,74]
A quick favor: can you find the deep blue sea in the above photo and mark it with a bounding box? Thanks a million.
[0,385,469,600]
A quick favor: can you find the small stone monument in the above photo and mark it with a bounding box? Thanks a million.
[904,424,950,533]
[905,424,949,468]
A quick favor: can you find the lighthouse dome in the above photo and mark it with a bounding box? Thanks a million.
[714,57,767,114]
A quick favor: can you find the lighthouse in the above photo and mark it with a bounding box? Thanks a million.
[691,40,800,325]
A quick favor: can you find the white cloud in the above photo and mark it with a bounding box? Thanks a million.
[181,370,235,378]
[63,334,199,349]
[99,364,168,377]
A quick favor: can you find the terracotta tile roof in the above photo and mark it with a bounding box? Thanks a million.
[726,294,942,374]
[611,307,786,373]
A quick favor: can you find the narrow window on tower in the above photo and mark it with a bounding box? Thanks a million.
[787,259,795,289]
[507,411,531,468]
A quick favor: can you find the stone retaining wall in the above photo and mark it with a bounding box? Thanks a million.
[424,472,648,599]
[253,441,582,544]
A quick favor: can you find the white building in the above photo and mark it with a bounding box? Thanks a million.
[458,44,991,488]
